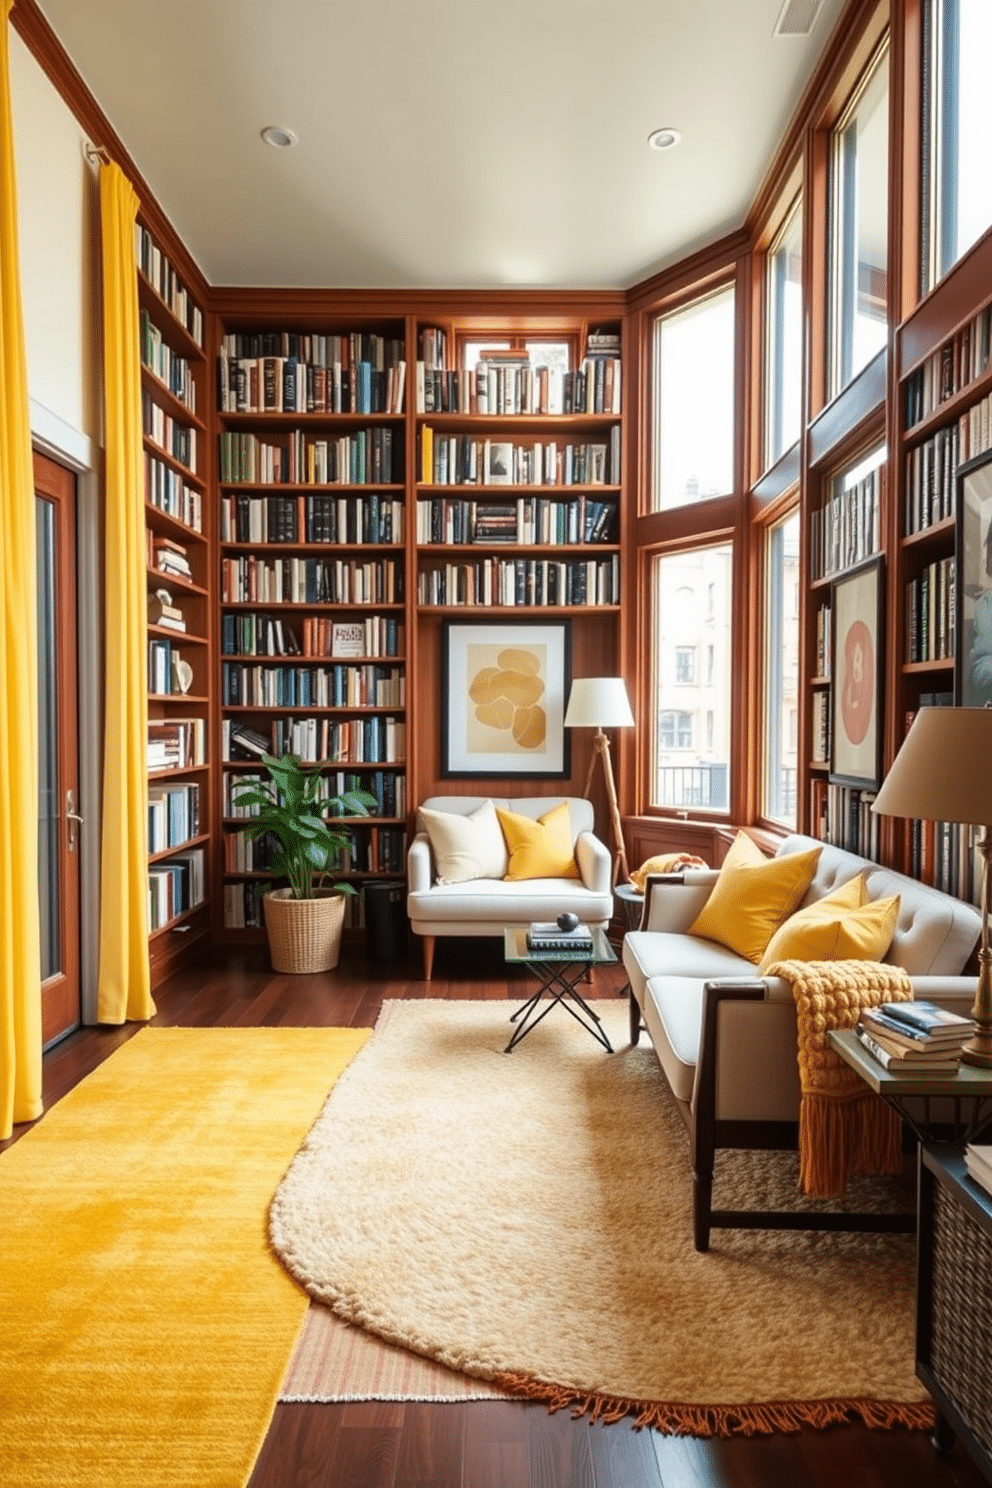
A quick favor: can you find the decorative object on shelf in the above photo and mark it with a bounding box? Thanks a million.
[830,555,884,789]
[871,705,992,1067]
[441,620,571,778]
[232,754,376,973]
[955,448,992,706]
[564,676,634,887]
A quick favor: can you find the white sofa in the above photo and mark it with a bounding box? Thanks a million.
[407,795,613,980]
[622,832,982,1251]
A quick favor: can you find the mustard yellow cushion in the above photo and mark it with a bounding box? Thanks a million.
[687,831,822,963]
[758,877,900,973]
[496,801,580,881]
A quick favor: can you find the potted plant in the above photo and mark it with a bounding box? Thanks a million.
[233,753,377,973]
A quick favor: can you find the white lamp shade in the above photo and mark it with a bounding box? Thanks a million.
[564,677,634,729]
[871,706,992,824]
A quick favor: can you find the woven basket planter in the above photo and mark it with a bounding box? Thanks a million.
[262,888,346,973]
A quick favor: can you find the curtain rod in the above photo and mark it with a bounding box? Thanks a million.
[82,141,110,166]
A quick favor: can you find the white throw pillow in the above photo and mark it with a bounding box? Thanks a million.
[420,800,509,884]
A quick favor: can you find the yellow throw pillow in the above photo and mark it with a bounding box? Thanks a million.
[687,831,822,964]
[496,801,580,881]
[758,880,900,973]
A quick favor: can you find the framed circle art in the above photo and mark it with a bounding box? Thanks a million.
[830,555,884,789]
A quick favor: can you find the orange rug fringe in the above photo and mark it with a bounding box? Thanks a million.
[490,1372,936,1437]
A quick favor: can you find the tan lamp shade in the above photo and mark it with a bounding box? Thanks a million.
[871,707,992,826]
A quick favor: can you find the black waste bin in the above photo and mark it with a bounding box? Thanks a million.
[363,880,409,963]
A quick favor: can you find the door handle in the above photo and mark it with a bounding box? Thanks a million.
[66,788,84,852]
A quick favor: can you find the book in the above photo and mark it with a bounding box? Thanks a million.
[526,921,594,953]
[855,1025,961,1073]
[871,1000,975,1039]
[860,1005,974,1049]
[964,1144,992,1197]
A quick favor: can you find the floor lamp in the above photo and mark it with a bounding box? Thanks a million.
[871,705,992,1068]
[564,677,634,888]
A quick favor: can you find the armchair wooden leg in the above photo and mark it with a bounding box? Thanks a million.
[628,988,641,1046]
[692,1171,713,1253]
[421,936,435,982]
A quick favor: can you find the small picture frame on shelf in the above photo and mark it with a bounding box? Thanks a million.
[830,556,884,789]
[441,619,571,778]
[955,448,992,707]
[331,621,366,658]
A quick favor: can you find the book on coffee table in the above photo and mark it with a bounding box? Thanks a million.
[526,921,594,953]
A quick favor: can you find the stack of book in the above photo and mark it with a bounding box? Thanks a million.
[856,999,977,1074]
[526,921,594,954]
[964,1144,992,1198]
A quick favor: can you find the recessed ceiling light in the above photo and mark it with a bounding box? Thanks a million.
[260,125,298,149]
[647,127,681,152]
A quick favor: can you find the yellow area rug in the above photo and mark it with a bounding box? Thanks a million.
[0,1025,369,1488]
[270,999,931,1436]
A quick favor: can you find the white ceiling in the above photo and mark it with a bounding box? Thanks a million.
[36,0,848,291]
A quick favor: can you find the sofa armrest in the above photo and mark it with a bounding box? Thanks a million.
[575,830,611,894]
[756,972,979,1009]
[407,831,434,893]
[640,869,719,932]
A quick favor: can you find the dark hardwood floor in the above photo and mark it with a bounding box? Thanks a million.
[8,938,988,1488]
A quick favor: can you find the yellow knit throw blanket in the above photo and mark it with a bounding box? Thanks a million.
[766,959,913,1198]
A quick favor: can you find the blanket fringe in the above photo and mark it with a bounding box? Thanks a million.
[799,1089,904,1198]
[489,1372,935,1437]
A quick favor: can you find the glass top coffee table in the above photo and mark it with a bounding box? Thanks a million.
[502,925,616,1053]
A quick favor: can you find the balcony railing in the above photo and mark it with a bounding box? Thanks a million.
[654,762,728,810]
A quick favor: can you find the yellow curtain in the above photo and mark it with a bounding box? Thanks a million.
[0,0,43,1138]
[96,162,154,1024]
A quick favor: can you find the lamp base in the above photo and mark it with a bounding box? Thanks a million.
[960,1031,992,1069]
[960,939,992,1067]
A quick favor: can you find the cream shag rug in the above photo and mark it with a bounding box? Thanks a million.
[270,998,931,1436]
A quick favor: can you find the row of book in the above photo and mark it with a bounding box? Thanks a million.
[223,767,404,819]
[415,496,616,547]
[140,308,197,413]
[148,848,205,931]
[418,430,620,488]
[223,880,375,931]
[904,423,958,534]
[903,303,992,427]
[856,999,976,1074]
[905,556,956,663]
[416,555,620,609]
[148,717,206,773]
[221,661,404,709]
[220,555,403,606]
[148,781,201,854]
[218,428,397,486]
[220,611,403,660]
[217,330,406,414]
[141,390,196,473]
[223,824,406,876]
[220,492,403,546]
[814,601,832,679]
[148,639,194,697]
[810,689,830,765]
[809,780,879,859]
[221,715,405,765]
[416,355,621,417]
[146,453,202,533]
[808,465,882,582]
[135,226,204,347]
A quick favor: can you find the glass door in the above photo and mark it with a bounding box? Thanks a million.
[34,451,80,1044]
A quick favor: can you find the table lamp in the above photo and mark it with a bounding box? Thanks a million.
[564,677,634,888]
[871,705,992,1067]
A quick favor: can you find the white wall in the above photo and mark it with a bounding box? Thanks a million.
[8,26,101,447]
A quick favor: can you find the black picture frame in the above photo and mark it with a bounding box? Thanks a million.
[955,448,992,707]
[829,555,885,789]
[440,619,571,779]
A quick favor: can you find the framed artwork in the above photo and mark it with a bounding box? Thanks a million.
[955,448,992,707]
[441,620,571,778]
[830,556,884,789]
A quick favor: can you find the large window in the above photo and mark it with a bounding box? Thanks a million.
[763,510,800,827]
[651,287,735,510]
[923,0,992,288]
[650,545,732,812]
[829,48,889,395]
[765,198,803,467]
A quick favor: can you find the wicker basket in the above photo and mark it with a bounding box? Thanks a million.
[262,888,346,973]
